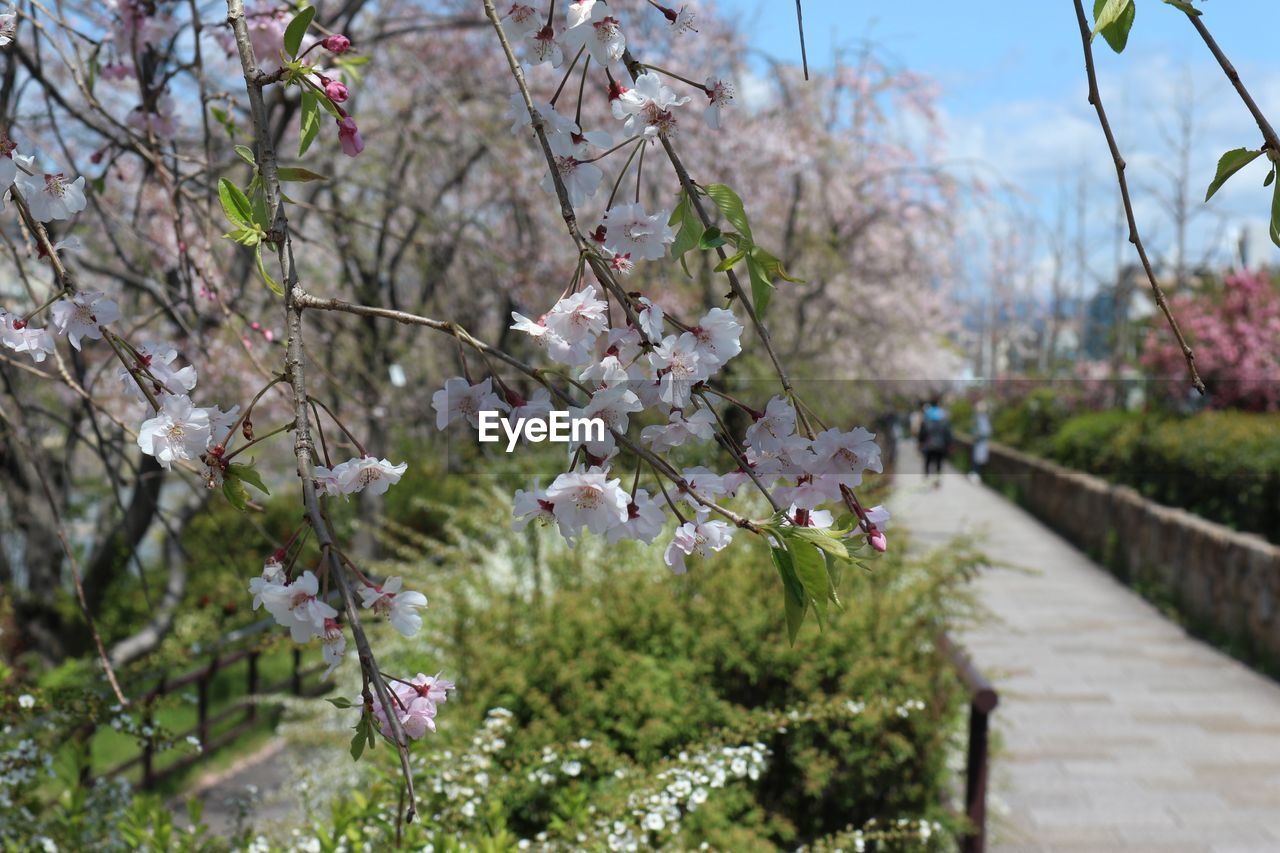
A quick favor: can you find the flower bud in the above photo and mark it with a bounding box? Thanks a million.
[336,116,364,157]
[322,33,352,54]
[242,419,254,441]
[869,529,888,553]
[324,80,349,104]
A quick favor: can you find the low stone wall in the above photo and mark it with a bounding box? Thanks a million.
[956,436,1280,662]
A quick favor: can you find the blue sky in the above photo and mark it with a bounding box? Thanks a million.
[717,0,1280,292]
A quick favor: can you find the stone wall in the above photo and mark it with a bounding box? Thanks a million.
[956,437,1280,662]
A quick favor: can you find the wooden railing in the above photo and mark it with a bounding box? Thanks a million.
[939,632,999,853]
[80,614,333,790]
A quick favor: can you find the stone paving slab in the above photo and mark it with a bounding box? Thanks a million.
[890,449,1280,852]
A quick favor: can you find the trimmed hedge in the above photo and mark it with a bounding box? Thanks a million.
[1046,411,1280,544]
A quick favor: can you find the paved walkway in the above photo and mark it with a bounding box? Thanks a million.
[891,448,1280,852]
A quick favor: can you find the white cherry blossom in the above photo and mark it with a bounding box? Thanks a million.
[649,332,702,408]
[806,427,881,487]
[703,78,735,129]
[544,466,629,541]
[360,576,428,637]
[641,407,716,452]
[744,395,797,452]
[611,72,690,138]
[137,393,212,469]
[432,376,506,429]
[663,510,733,574]
[689,307,743,370]
[49,291,119,350]
[502,3,541,37]
[119,342,197,403]
[606,488,667,545]
[0,309,55,363]
[562,0,625,73]
[16,172,87,222]
[600,203,675,261]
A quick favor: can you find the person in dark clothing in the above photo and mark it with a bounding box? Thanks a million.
[918,400,952,481]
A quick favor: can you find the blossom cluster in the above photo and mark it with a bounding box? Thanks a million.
[433,280,888,573]
[369,672,456,740]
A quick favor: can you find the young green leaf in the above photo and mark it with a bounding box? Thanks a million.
[698,225,726,250]
[222,473,249,512]
[1204,148,1264,202]
[256,246,284,295]
[1092,0,1135,53]
[276,167,329,183]
[299,91,321,157]
[746,254,775,319]
[228,462,270,495]
[234,145,256,166]
[789,526,849,559]
[1265,167,1276,189]
[283,6,316,59]
[714,249,748,272]
[326,697,354,709]
[703,183,753,244]
[668,192,703,276]
[217,178,253,227]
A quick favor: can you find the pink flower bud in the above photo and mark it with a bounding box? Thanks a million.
[324,80,349,104]
[322,33,351,54]
[336,116,364,157]
[869,530,888,553]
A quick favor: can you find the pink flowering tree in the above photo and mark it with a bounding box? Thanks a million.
[1141,269,1280,411]
[0,0,973,822]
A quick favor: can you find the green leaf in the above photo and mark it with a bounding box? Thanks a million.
[1162,0,1200,15]
[256,247,283,295]
[228,462,270,495]
[698,226,726,250]
[1092,0,1135,53]
[211,106,237,139]
[326,697,354,709]
[277,166,329,183]
[350,716,368,761]
[788,539,830,627]
[217,178,253,227]
[1270,176,1280,249]
[234,145,256,166]
[703,183,753,244]
[668,191,703,277]
[746,254,774,319]
[222,474,249,512]
[283,6,315,59]
[225,226,261,247]
[771,547,807,646]
[299,91,321,157]
[1265,167,1275,188]
[714,249,748,272]
[789,526,849,559]
[1204,148,1264,202]
[824,552,843,606]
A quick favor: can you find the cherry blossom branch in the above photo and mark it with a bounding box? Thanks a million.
[224,0,418,821]
[1070,0,1204,394]
[293,291,761,532]
[479,0,646,336]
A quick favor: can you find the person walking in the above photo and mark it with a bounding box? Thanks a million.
[970,400,992,483]
[918,399,952,485]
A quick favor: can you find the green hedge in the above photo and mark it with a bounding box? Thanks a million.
[1047,411,1280,544]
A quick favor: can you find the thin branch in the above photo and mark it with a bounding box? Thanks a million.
[1071,0,1204,394]
[1184,12,1280,156]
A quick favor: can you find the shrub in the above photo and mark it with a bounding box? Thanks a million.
[1046,410,1280,543]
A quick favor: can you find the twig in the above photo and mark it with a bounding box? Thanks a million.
[1184,13,1280,156]
[794,0,809,81]
[1070,0,1204,394]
